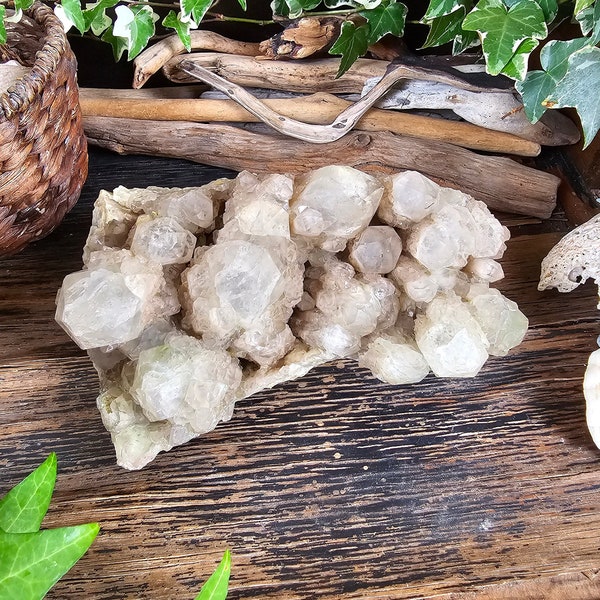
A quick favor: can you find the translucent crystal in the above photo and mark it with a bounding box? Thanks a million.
[378,171,441,228]
[414,292,489,377]
[290,165,384,251]
[466,286,528,356]
[358,329,430,385]
[130,216,196,265]
[348,226,403,274]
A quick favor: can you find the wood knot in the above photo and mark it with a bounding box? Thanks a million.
[355,133,371,147]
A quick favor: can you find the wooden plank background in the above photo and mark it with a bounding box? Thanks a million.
[1,149,600,599]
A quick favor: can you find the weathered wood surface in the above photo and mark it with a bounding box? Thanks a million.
[83,117,559,218]
[1,149,600,600]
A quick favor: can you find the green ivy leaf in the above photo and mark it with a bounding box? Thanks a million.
[0,6,6,45]
[324,0,359,7]
[0,453,56,534]
[0,525,100,600]
[515,37,590,121]
[163,10,192,52]
[422,7,466,48]
[101,25,129,61]
[195,550,231,600]
[236,0,247,10]
[545,45,600,148]
[452,28,479,53]
[462,0,548,75]
[180,0,212,26]
[13,0,34,12]
[500,36,538,79]
[329,20,370,77]
[536,0,558,22]
[423,0,469,20]
[270,0,321,18]
[574,0,594,15]
[83,0,118,36]
[575,0,600,40]
[360,0,407,45]
[58,0,86,34]
[112,4,156,60]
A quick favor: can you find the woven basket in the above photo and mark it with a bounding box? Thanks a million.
[0,2,88,257]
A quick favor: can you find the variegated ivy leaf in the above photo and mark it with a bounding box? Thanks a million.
[55,0,86,34]
[271,0,320,18]
[575,0,600,41]
[329,20,369,77]
[0,6,6,44]
[180,0,212,27]
[422,7,466,48]
[112,4,156,60]
[462,0,547,75]
[452,28,479,53]
[535,0,558,22]
[544,45,600,148]
[423,0,470,20]
[500,36,538,80]
[83,0,118,37]
[163,10,192,52]
[360,0,407,45]
[574,0,594,15]
[323,0,360,8]
[515,37,590,122]
[353,0,384,10]
[13,0,34,13]
[101,25,129,61]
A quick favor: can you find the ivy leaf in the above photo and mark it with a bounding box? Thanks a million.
[500,36,538,80]
[163,10,192,52]
[0,6,6,45]
[195,550,232,600]
[180,0,211,27]
[535,0,558,22]
[0,453,56,534]
[462,0,548,75]
[545,45,600,148]
[236,0,247,10]
[324,0,358,8]
[101,25,129,61]
[452,28,479,53]
[55,0,86,34]
[0,525,100,599]
[271,0,321,18]
[360,1,407,45]
[515,37,590,121]
[13,0,34,12]
[423,0,470,20]
[574,0,594,15]
[112,4,156,60]
[575,0,600,41]
[422,7,466,48]
[83,0,118,36]
[329,20,369,77]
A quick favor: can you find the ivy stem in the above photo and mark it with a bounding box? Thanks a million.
[205,12,275,25]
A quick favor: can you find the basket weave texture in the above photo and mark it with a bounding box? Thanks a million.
[0,2,88,256]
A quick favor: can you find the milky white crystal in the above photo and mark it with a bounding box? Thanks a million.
[56,167,528,469]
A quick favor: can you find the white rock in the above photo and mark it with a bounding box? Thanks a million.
[348,226,403,274]
[130,216,196,265]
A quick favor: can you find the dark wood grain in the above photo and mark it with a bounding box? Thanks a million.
[1,149,600,600]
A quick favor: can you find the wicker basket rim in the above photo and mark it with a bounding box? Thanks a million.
[0,2,68,120]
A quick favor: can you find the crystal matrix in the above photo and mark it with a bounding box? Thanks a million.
[56,168,528,469]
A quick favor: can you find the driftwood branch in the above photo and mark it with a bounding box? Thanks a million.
[174,58,529,145]
[79,89,540,156]
[163,53,388,93]
[83,116,558,218]
[133,31,261,89]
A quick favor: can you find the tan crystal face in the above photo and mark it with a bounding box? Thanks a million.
[55,168,528,469]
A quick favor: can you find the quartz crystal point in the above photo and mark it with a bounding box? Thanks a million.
[56,168,528,469]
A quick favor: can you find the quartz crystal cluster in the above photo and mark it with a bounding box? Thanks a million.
[55,167,528,469]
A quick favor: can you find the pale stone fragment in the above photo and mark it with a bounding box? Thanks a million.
[389,256,438,304]
[378,170,441,228]
[347,226,403,274]
[465,257,504,282]
[130,216,196,265]
[414,292,489,377]
[466,286,528,356]
[358,329,430,385]
[290,165,383,251]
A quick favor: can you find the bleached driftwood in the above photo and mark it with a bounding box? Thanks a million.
[82,116,559,218]
[79,88,540,156]
[133,31,261,89]
[361,78,580,146]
